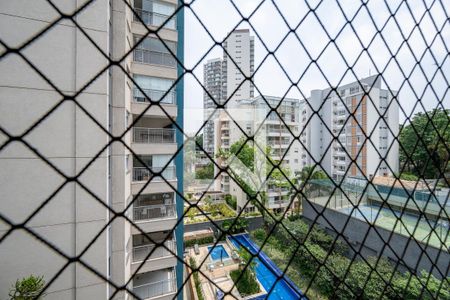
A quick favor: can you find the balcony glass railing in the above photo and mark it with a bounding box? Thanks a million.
[133,239,176,262]
[133,8,176,29]
[133,166,176,182]
[133,128,176,144]
[133,203,176,221]
[134,49,176,67]
[133,277,176,299]
[133,87,176,104]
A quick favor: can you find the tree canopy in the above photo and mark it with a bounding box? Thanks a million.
[399,108,449,179]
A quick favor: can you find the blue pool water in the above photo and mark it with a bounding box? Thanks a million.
[208,244,230,261]
[229,234,305,300]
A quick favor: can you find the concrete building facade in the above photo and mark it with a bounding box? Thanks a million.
[214,96,301,213]
[202,58,223,155]
[202,29,254,156]
[300,75,399,181]
[222,29,255,107]
[0,0,183,299]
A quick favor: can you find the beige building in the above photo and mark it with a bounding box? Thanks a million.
[0,0,183,299]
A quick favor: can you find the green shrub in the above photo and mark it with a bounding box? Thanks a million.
[230,269,260,296]
[189,257,205,300]
[252,228,266,242]
[9,275,45,300]
[224,194,237,210]
[221,217,248,234]
[185,236,214,248]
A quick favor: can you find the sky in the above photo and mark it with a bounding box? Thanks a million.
[183,0,450,134]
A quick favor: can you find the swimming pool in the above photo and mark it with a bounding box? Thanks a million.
[208,244,230,261]
[229,234,305,300]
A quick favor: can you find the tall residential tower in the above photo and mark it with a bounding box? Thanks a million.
[203,58,223,155]
[202,29,255,155]
[222,29,255,107]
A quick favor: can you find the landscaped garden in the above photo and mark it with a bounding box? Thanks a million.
[184,202,236,224]
[250,216,450,299]
[229,249,261,297]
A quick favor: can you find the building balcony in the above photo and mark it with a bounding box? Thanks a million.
[132,238,177,274]
[133,88,176,105]
[134,49,176,68]
[334,168,346,175]
[133,202,176,222]
[267,141,290,148]
[267,130,291,137]
[133,9,176,30]
[131,88,177,118]
[334,113,347,120]
[267,187,290,195]
[133,127,175,144]
[132,128,176,155]
[133,166,176,182]
[334,160,347,166]
[267,199,290,209]
[132,202,177,234]
[133,269,177,300]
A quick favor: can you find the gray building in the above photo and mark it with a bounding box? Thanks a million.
[203,58,223,154]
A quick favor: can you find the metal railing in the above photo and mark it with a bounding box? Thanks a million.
[133,87,176,104]
[133,128,176,144]
[133,49,176,67]
[133,8,176,30]
[133,277,176,299]
[133,203,176,221]
[132,166,176,182]
[132,239,176,262]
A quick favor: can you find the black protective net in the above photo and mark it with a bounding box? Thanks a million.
[0,0,449,299]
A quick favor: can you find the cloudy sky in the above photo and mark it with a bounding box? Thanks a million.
[183,0,449,134]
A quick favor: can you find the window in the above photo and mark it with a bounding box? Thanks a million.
[133,74,175,103]
[133,0,176,29]
[133,35,177,67]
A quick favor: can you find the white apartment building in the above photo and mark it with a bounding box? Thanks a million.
[0,1,183,299]
[300,75,399,181]
[203,58,223,154]
[214,96,301,213]
[222,29,255,107]
[202,29,254,156]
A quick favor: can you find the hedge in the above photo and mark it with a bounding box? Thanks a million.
[189,257,205,300]
[185,236,214,248]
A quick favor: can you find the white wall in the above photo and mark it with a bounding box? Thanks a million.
[0,0,110,298]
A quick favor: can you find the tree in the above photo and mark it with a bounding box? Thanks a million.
[399,109,449,180]
[195,133,204,151]
[222,217,249,234]
[288,165,328,215]
[195,162,214,179]
[9,275,45,300]
[216,138,292,231]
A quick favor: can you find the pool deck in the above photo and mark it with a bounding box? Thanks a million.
[187,240,269,299]
[188,242,241,299]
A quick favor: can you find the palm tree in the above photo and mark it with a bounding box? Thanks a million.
[288,165,327,215]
